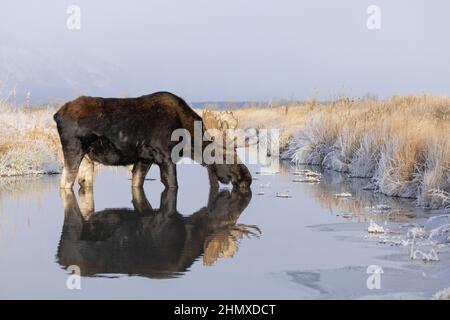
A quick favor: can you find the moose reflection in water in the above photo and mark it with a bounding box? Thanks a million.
[57,187,259,278]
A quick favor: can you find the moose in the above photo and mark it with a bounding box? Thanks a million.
[54,91,252,191]
[57,187,259,278]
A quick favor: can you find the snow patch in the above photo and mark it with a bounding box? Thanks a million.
[368,220,385,234]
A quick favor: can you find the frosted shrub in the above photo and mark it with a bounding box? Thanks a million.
[418,138,450,209]
[281,95,450,209]
[0,103,62,176]
[349,132,381,178]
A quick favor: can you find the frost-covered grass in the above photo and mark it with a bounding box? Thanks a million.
[279,95,450,209]
[0,102,62,176]
[230,95,450,209]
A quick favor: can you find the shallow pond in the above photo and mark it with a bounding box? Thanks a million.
[1,153,450,299]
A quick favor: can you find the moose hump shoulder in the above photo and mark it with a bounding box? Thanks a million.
[54,91,252,191]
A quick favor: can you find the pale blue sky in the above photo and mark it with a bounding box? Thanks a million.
[1,0,449,102]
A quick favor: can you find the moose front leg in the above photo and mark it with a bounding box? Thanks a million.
[160,187,178,214]
[207,165,219,191]
[132,161,152,188]
[159,161,178,189]
[78,155,94,189]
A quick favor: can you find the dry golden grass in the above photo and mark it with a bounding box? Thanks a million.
[232,101,317,149]
[227,95,450,208]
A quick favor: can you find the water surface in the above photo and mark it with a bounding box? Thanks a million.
[1,156,449,299]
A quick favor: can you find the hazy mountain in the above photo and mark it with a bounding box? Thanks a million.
[0,36,133,104]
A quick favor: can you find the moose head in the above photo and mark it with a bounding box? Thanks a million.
[202,110,255,191]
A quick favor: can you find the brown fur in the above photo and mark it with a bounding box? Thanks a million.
[54,91,252,191]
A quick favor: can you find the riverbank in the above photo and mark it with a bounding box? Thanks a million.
[1,95,449,208]
[234,95,450,209]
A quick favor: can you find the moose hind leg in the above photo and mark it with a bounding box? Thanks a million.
[159,161,178,189]
[78,155,94,189]
[132,161,152,187]
[60,138,85,189]
[132,186,152,212]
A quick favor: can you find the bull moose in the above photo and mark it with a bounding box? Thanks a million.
[54,91,252,191]
[57,187,259,278]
